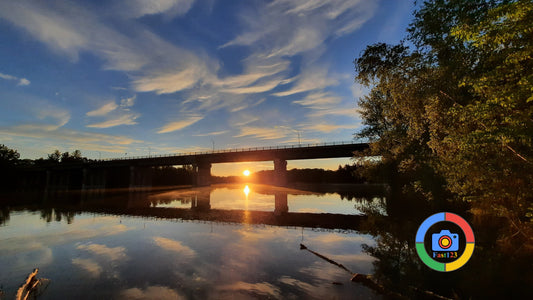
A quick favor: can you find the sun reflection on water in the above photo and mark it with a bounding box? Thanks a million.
[243,185,250,223]
[243,185,250,197]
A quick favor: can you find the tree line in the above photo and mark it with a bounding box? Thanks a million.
[212,164,366,184]
[353,0,532,251]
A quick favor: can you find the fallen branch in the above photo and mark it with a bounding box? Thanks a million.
[300,244,405,299]
[300,243,452,300]
[15,269,49,300]
[299,244,352,273]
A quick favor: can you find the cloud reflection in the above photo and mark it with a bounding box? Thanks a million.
[76,243,127,261]
[120,285,185,300]
[217,281,281,298]
[72,258,102,278]
[153,237,196,258]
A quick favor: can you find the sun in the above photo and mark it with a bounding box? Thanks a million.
[243,169,251,176]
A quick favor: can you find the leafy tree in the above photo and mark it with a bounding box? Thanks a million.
[48,150,61,162]
[61,151,71,163]
[0,144,20,165]
[72,150,82,159]
[354,0,532,250]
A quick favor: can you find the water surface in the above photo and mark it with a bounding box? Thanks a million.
[0,184,382,299]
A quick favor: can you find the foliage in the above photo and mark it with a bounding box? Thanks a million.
[250,165,364,184]
[47,149,87,163]
[354,0,533,250]
[0,144,20,165]
[47,150,61,162]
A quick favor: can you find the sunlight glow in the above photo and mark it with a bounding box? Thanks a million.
[243,185,250,197]
[243,170,251,176]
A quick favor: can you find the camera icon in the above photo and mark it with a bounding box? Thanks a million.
[432,230,459,251]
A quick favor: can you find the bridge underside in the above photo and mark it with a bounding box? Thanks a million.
[43,143,369,189]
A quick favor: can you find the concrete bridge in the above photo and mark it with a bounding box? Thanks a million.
[44,141,369,191]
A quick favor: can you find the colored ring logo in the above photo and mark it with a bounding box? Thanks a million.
[415,212,475,272]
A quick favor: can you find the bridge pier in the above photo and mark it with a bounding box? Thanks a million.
[273,159,287,186]
[274,191,288,215]
[196,162,211,186]
[191,191,211,210]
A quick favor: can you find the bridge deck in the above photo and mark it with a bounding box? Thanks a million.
[93,141,369,167]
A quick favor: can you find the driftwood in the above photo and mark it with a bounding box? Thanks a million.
[15,269,49,300]
[300,243,452,300]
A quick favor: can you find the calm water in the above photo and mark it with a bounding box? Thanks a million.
[2,183,531,299]
[0,184,384,299]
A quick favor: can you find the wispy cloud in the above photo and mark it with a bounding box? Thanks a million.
[118,0,195,19]
[86,101,119,117]
[35,108,71,130]
[292,91,357,118]
[234,126,287,140]
[0,72,30,86]
[221,78,285,95]
[308,107,357,118]
[194,130,229,137]
[305,122,355,133]
[222,0,377,59]
[157,115,203,133]
[87,113,139,128]
[0,125,142,154]
[86,97,140,128]
[0,1,215,95]
[273,67,339,97]
[292,91,341,108]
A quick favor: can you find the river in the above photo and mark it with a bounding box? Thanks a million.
[0,184,384,299]
[1,183,531,299]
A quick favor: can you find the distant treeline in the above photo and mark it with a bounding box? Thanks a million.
[212,164,368,184]
[0,145,198,190]
[152,166,195,186]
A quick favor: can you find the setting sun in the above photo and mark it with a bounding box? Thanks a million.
[243,170,250,176]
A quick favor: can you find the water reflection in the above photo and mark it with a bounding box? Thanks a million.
[1,183,531,299]
[0,209,379,299]
[150,183,381,215]
[243,185,250,198]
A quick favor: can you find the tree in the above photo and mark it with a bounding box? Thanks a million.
[48,150,61,163]
[0,144,20,165]
[354,0,532,250]
[61,151,70,163]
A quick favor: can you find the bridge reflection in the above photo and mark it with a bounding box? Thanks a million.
[2,185,376,230]
[104,184,367,229]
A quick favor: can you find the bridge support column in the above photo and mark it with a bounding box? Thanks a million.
[273,159,287,186]
[191,191,211,210]
[196,162,211,186]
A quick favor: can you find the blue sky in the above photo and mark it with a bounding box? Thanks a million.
[0,0,414,175]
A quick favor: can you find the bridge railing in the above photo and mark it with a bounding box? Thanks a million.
[98,139,369,162]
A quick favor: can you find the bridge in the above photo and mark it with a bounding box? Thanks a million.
[44,141,369,191]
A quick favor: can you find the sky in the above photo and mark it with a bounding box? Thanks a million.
[0,0,414,175]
